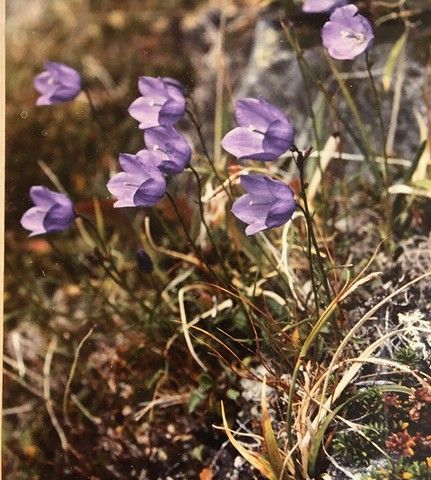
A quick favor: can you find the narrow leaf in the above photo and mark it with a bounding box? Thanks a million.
[220,402,276,479]
[261,377,284,479]
[382,32,407,91]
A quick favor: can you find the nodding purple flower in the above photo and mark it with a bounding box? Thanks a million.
[302,0,347,13]
[231,174,296,236]
[128,76,186,130]
[136,249,154,274]
[322,5,374,60]
[20,186,75,236]
[221,97,294,161]
[107,153,166,208]
[34,62,82,106]
[142,125,191,175]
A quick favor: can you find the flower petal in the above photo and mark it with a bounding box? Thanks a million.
[262,119,294,158]
[34,72,55,95]
[43,203,75,233]
[235,98,273,131]
[265,196,296,229]
[20,207,47,236]
[128,97,162,130]
[302,0,346,13]
[231,194,271,225]
[29,186,57,207]
[136,149,168,171]
[137,76,168,102]
[240,175,275,203]
[221,127,268,160]
[144,126,191,174]
[158,97,186,126]
[107,172,139,207]
[244,221,268,236]
[133,176,166,207]
[118,153,147,175]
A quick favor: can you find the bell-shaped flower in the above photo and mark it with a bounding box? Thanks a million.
[34,61,82,106]
[302,0,347,13]
[143,125,191,175]
[322,5,374,60]
[20,186,75,236]
[128,76,186,130]
[221,97,294,161]
[107,153,166,208]
[231,174,296,235]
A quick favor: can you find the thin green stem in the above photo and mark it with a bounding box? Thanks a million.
[295,51,325,195]
[186,106,233,201]
[294,149,332,306]
[325,55,374,159]
[298,203,321,319]
[281,23,383,185]
[365,52,393,246]
[83,87,107,138]
[78,214,107,254]
[365,51,389,184]
[188,165,231,283]
[77,214,151,313]
[165,191,220,283]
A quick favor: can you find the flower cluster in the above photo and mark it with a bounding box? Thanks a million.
[221,97,296,235]
[22,6,374,237]
[107,76,191,208]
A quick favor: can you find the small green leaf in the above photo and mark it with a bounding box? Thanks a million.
[188,390,205,413]
[191,445,204,461]
[199,373,215,391]
[226,389,240,401]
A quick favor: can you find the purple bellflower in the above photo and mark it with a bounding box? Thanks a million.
[231,174,296,236]
[20,186,75,236]
[128,76,186,130]
[221,97,294,161]
[34,61,82,106]
[107,153,166,208]
[302,0,347,13]
[322,5,374,60]
[142,125,191,175]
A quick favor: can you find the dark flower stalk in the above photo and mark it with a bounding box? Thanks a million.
[292,146,332,308]
[82,86,108,141]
